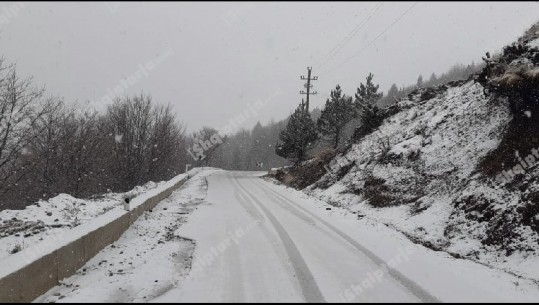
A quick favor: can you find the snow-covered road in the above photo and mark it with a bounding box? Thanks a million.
[37,170,539,303]
[155,171,432,302]
[155,171,539,303]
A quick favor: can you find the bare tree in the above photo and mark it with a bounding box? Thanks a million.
[191,127,226,167]
[148,104,188,181]
[0,61,54,197]
[104,93,190,190]
[0,62,191,209]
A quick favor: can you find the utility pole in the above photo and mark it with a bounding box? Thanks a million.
[300,67,318,113]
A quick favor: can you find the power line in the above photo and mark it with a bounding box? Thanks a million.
[319,2,418,76]
[320,2,417,76]
[315,3,384,68]
[314,3,384,70]
[317,3,384,70]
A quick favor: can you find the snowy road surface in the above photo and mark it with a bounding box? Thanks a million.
[38,170,539,302]
[153,171,539,303]
[154,170,439,302]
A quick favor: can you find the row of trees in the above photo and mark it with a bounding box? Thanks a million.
[379,62,483,107]
[0,56,484,209]
[96,62,483,177]
[0,60,190,210]
[276,73,384,164]
[190,120,292,171]
[1,53,298,210]
[274,60,485,165]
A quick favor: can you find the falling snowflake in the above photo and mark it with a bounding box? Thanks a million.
[115,134,123,143]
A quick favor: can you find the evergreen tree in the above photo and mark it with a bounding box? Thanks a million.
[231,146,243,169]
[417,74,423,88]
[354,73,383,106]
[429,73,437,85]
[317,85,355,149]
[387,83,399,100]
[275,104,318,164]
[248,121,267,169]
[353,73,384,140]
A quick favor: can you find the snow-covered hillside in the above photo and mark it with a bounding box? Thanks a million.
[278,23,539,283]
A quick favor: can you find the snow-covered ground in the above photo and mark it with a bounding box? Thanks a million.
[305,79,539,283]
[35,169,219,303]
[24,170,539,302]
[262,172,539,302]
[0,181,167,261]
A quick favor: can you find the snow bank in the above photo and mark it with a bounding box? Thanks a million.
[0,168,205,302]
[0,181,165,261]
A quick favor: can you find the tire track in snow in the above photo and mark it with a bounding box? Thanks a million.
[253,183,318,225]
[252,178,440,303]
[229,173,304,301]
[231,176,266,222]
[251,180,362,254]
[232,174,326,303]
[224,220,245,302]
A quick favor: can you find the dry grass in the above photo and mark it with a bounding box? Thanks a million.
[269,148,337,189]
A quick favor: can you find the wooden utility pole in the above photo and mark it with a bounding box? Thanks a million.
[300,67,318,113]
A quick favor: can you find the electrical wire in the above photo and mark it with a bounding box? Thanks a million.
[319,2,418,76]
[313,2,384,70]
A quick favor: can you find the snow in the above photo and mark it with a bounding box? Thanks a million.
[528,37,539,48]
[151,171,299,302]
[319,81,510,188]
[21,170,539,302]
[261,174,539,302]
[34,169,218,303]
[388,135,422,159]
[0,181,166,261]
[307,80,539,283]
[0,168,203,280]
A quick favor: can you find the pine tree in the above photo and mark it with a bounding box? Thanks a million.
[417,74,423,88]
[387,83,399,100]
[248,121,267,169]
[429,73,437,85]
[354,73,383,106]
[317,85,355,149]
[353,73,384,141]
[231,146,243,169]
[275,104,318,164]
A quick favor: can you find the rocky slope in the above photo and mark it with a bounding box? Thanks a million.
[274,22,539,282]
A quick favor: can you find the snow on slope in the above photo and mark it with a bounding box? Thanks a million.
[307,79,539,282]
[261,175,539,302]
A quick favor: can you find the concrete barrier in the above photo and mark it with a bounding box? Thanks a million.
[57,238,86,280]
[0,175,191,303]
[1,250,59,302]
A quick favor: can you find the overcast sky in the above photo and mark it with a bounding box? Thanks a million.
[1,2,538,132]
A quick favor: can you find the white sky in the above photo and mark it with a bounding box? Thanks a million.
[1,2,538,132]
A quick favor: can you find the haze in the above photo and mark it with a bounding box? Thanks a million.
[1,1,537,132]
